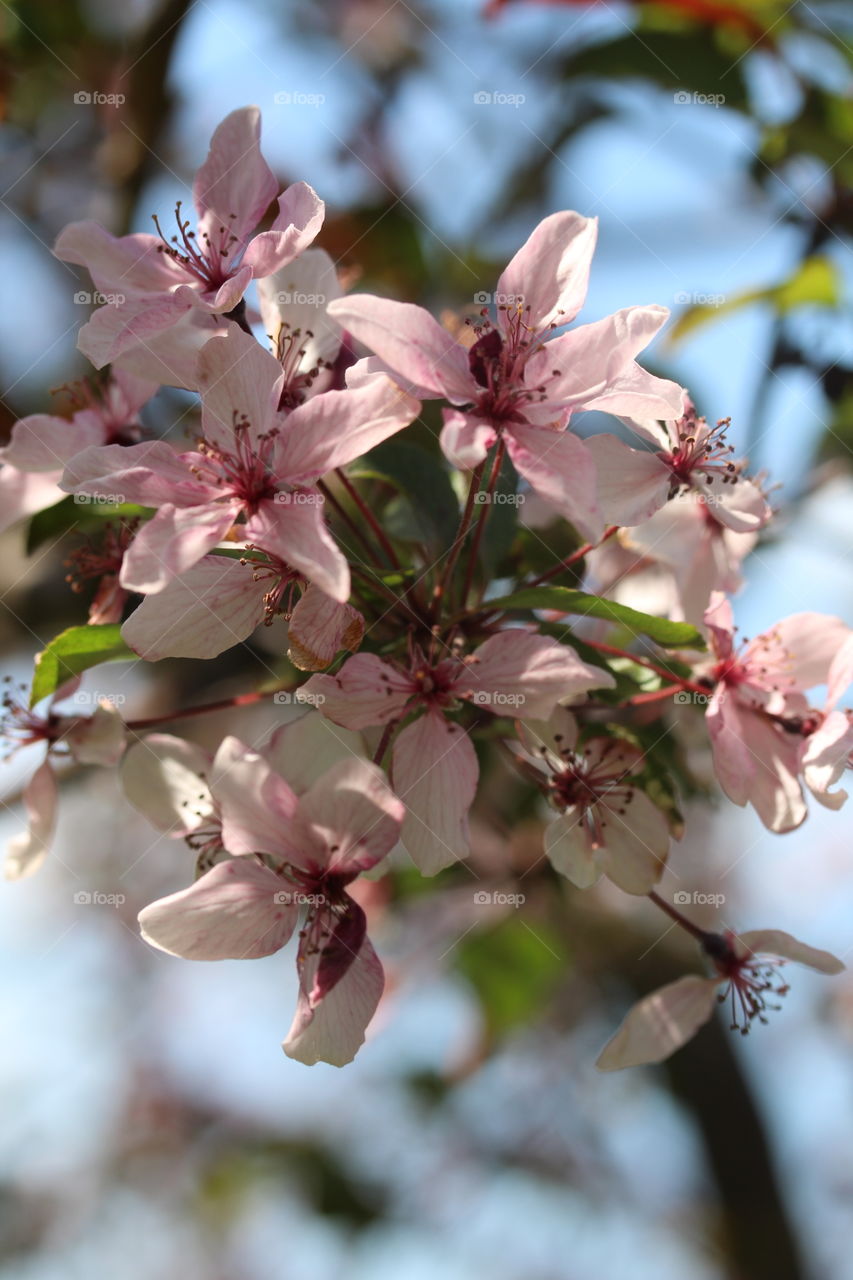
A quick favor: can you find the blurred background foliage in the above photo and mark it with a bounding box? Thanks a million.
[1,2,853,1278]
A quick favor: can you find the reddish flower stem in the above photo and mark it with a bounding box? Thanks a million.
[526,524,619,587]
[335,467,402,571]
[125,688,280,731]
[372,718,399,766]
[430,457,487,626]
[648,889,714,944]
[581,638,711,696]
[458,437,507,611]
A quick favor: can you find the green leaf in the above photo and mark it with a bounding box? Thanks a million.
[31,624,136,706]
[26,495,152,554]
[485,586,705,649]
[456,914,565,1039]
[352,440,459,548]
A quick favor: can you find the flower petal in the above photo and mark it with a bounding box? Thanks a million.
[138,858,297,960]
[300,654,414,730]
[584,432,670,527]
[392,710,478,875]
[506,424,604,541]
[801,709,853,810]
[244,495,349,602]
[61,440,216,506]
[192,106,279,246]
[296,757,404,873]
[210,737,303,863]
[242,182,325,276]
[119,502,239,594]
[5,760,57,881]
[496,211,597,328]
[121,554,266,658]
[736,929,844,974]
[456,631,614,720]
[120,734,214,834]
[596,976,717,1070]
[439,410,497,470]
[264,711,367,794]
[287,584,364,671]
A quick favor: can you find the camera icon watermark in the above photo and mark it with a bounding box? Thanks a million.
[674,291,726,307]
[273,890,326,906]
[273,690,327,706]
[73,91,126,107]
[473,889,526,907]
[274,291,326,306]
[473,491,525,505]
[73,492,127,506]
[468,690,526,707]
[73,291,125,306]
[70,690,126,707]
[274,490,323,506]
[673,90,725,108]
[274,91,326,107]
[673,690,712,705]
[73,889,127,906]
[673,890,725,908]
[472,290,525,306]
[473,91,525,107]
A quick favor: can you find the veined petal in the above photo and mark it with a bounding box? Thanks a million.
[545,812,602,889]
[257,249,342,368]
[596,976,717,1071]
[2,413,105,472]
[119,502,239,594]
[700,473,770,533]
[197,326,284,452]
[584,433,670,527]
[245,496,349,602]
[284,901,384,1066]
[60,440,217,506]
[736,929,844,975]
[193,106,279,246]
[749,613,852,692]
[801,710,853,810]
[327,295,474,402]
[85,312,229,392]
[138,858,297,960]
[120,734,214,834]
[53,221,183,294]
[456,631,614,720]
[121,554,266,659]
[242,182,325,275]
[496,210,597,329]
[392,710,478,875]
[296,757,404,873]
[210,736,303,863]
[439,410,497,470]
[506,424,604,541]
[597,790,669,894]
[300,654,414,730]
[264,712,367,795]
[287,584,364,671]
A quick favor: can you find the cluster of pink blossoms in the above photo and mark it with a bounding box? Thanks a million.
[1,107,850,1069]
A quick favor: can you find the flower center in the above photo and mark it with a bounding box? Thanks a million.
[193,412,280,513]
[465,303,566,426]
[275,325,332,409]
[703,931,789,1033]
[664,409,738,491]
[1,679,59,757]
[152,202,239,292]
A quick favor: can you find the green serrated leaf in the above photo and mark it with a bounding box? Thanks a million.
[485,586,705,649]
[31,624,135,706]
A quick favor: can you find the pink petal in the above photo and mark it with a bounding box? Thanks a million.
[736,929,845,975]
[284,902,384,1066]
[61,440,217,506]
[699,473,770,533]
[300,654,414,730]
[597,790,669,894]
[584,432,670,526]
[242,182,325,276]
[65,700,126,766]
[327,295,474,401]
[801,709,853,810]
[80,292,197,363]
[506,425,604,541]
[121,554,266,658]
[264,712,367,795]
[5,759,57,881]
[596,976,717,1070]
[210,736,303,863]
[245,496,349,602]
[456,630,614,720]
[750,613,853,692]
[392,710,478,875]
[275,376,419,482]
[711,699,807,833]
[545,813,602,888]
[84,312,229,391]
[120,734,214,835]
[257,249,342,369]
[439,410,497,469]
[296,758,404,874]
[495,210,597,328]
[53,221,182,294]
[138,858,298,960]
[119,502,239,593]
[288,584,364,671]
[0,467,63,534]
[2,413,103,472]
[197,326,284,452]
[192,106,278,247]
[826,634,853,711]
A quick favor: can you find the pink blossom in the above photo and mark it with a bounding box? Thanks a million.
[302,632,615,873]
[136,735,403,1065]
[60,328,419,602]
[2,680,125,879]
[701,594,853,831]
[328,211,685,539]
[0,370,155,533]
[597,928,843,1070]
[799,634,853,809]
[516,707,670,894]
[54,107,324,370]
[257,248,344,407]
[588,402,771,533]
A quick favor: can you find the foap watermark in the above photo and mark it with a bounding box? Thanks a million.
[73,91,125,107]
[70,690,126,708]
[74,890,126,906]
[73,492,126,506]
[474,491,525,506]
[274,91,326,107]
[273,891,326,906]
[274,291,327,306]
[674,291,726,307]
[674,690,712,705]
[74,290,125,306]
[473,91,525,107]
[473,290,525,306]
[673,90,725,108]
[273,690,327,706]
[469,690,526,708]
[674,890,726,908]
[473,889,526,907]
[274,491,324,506]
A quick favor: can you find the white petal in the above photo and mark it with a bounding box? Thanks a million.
[596,976,717,1071]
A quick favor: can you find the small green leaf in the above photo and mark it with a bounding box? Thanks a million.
[26,495,152,554]
[31,624,136,706]
[352,440,459,548]
[485,586,705,648]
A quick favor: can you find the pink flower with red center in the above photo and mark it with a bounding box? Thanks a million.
[328,211,686,540]
[597,928,844,1070]
[54,107,324,374]
[302,631,615,874]
[700,593,853,831]
[515,707,670,894]
[0,370,156,534]
[59,327,419,602]
[588,401,771,533]
[2,678,126,880]
[136,735,403,1066]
